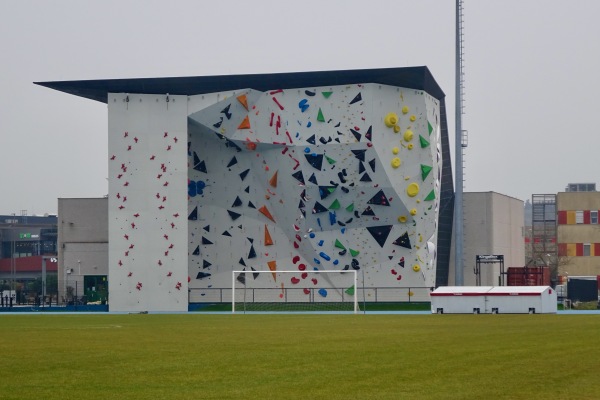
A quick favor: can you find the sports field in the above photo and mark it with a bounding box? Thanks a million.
[1,314,598,399]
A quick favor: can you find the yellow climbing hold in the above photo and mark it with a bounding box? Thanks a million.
[391,157,401,168]
[384,112,398,128]
[407,182,420,197]
[392,147,399,155]
[410,115,416,122]
[412,264,421,272]
[398,215,407,223]
[393,124,401,133]
[407,143,414,150]
[403,129,414,142]
[410,208,417,216]
[402,106,409,114]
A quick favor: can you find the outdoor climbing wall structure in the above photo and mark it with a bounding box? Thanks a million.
[108,94,189,312]
[187,84,442,299]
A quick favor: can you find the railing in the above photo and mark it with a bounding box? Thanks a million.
[190,287,434,304]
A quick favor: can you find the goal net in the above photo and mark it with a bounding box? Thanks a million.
[232,270,358,313]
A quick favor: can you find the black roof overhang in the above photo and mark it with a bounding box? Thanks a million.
[34,66,445,104]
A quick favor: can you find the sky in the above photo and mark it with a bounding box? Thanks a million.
[1,0,599,216]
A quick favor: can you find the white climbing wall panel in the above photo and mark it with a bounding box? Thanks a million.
[108,93,188,312]
[187,84,442,298]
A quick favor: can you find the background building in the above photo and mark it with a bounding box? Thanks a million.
[449,192,525,286]
[58,198,108,304]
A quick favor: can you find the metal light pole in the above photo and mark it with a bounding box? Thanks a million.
[454,0,465,285]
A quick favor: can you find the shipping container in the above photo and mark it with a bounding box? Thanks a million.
[507,266,550,286]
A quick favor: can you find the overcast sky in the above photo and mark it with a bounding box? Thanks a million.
[1,0,599,216]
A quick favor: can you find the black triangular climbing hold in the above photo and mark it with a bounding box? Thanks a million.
[239,258,246,266]
[247,237,254,244]
[239,169,250,181]
[237,273,246,285]
[318,186,336,200]
[359,162,365,174]
[202,237,213,245]
[188,207,198,221]
[213,117,223,128]
[349,92,362,105]
[365,126,372,142]
[221,104,232,119]
[248,201,256,209]
[393,232,412,249]
[367,190,390,206]
[361,206,376,216]
[292,170,305,185]
[368,158,376,172]
[196,272,211,280]
[232,196,242,207]
[251,266,259,280]
[226,139,242,152]
[203,225,210,232]
[228,210,241,220]
[203,260,212,269]
[304,153,324,170]
[308,173,318,185]
[227,156,238,168]
[307,134,316,145]
[298,199,305,209]
[350,129,361,142]
[222,231,232,237]
[248,245,257,259]
[360,173,372,182]
[312,201,329,214]
[244,186,250,193]
[366,225,393,248]
[351,149,366,162]
[192,245,200,256]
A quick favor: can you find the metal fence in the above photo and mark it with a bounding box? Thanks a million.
[189,286,433,304]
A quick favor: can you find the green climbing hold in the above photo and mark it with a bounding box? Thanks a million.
[322,91,332,98]
[325,155,336,164]
[329,199,341,210]
[419,135,430,148]
[420,164,432,181]
[350,248,360,257]
[424,189,436,201]
[345,203,354,212]
[428,121,433,136]
[335,239,346,250]
[317,108,325,122]
[345,285,355,296]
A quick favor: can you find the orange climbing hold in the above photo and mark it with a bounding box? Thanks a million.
[268,260,277,281]
[259,205,276,222]
[237,94,249,111]
[264,224,274,246]
[238,115,251,129]
[269,170,278,188]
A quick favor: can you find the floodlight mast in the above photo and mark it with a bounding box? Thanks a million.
[454,0,466,285]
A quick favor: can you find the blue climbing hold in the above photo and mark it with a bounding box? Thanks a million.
[307,121,312,128]
[319,252,331,261]
[304,147,311,153]
[309,232,316,239]
[313,258,321,265]
[188,181,197,197]
[318,240,324,246]
[318,288,328,298]
[298,99,309,112]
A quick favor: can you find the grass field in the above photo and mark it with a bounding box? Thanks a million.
[1,314,599,399]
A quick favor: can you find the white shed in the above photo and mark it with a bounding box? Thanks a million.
[430,286,493,314]
[431,286,557,314]
[486,286,557,314]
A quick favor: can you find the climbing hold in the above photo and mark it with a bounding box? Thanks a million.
[402,106,409,114]
[312,201,328,214]
[393,125,401,133]
[403,129,413,142]
[384,112,398,127]
[349,248,360,257]
[268,260,277,281]
[269,171,278,188]
[322,91,332,98]
[319,252,331,261]
[392,147,399,155]
[334,239,346,250]
[391,157,401,168]
[258,205,276,222]
[238,115,251,129]
[428,121,434,135]
[349,92,362,104]
[419,135,430,148]
[420,164,433,181]
[239,169,250,181]
[366,225,393,248]
[410,115,416,122]
[410,208,417,216]
[329,199,341,209]
[304,153,324,170]
[264,225,274,246]
[298,99,309,112]
[424,189,436,201]
[317,108,325,122]
[398,215,407,223]
[412,264,421,272]
[237,94,249,110]
[318,288,328,297]
[325,155,336,165]
[393,232,412,249]
[407,183,420,197]
[407,143,414,150]
[291,170,305,185]
[367,189,390,206]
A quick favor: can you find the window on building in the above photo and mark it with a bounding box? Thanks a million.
[576,211,584,224]
[583,243,591,256]
[591,211,598,224]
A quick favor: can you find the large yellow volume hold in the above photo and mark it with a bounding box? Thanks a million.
[407,182,420,197]
[391,157,401,168]
[384,112,399,128]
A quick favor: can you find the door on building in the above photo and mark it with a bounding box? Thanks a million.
[84,275,108,304]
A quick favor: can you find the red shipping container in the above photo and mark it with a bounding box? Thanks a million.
[507,267,550,286]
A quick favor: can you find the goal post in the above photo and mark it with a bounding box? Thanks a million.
[232,270,358,314]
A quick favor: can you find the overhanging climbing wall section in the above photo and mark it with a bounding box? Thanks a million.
[187,84,442,298]
[108,93,188,312]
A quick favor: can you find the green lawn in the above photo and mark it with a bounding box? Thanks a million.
[0,314,598,399]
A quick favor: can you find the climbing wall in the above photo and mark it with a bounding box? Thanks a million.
[108,93,188,312]
[187,84,442,297]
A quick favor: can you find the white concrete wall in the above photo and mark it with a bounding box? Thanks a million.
[108,93,188,312]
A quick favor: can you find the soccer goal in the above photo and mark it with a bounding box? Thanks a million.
[232,270,358,313]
